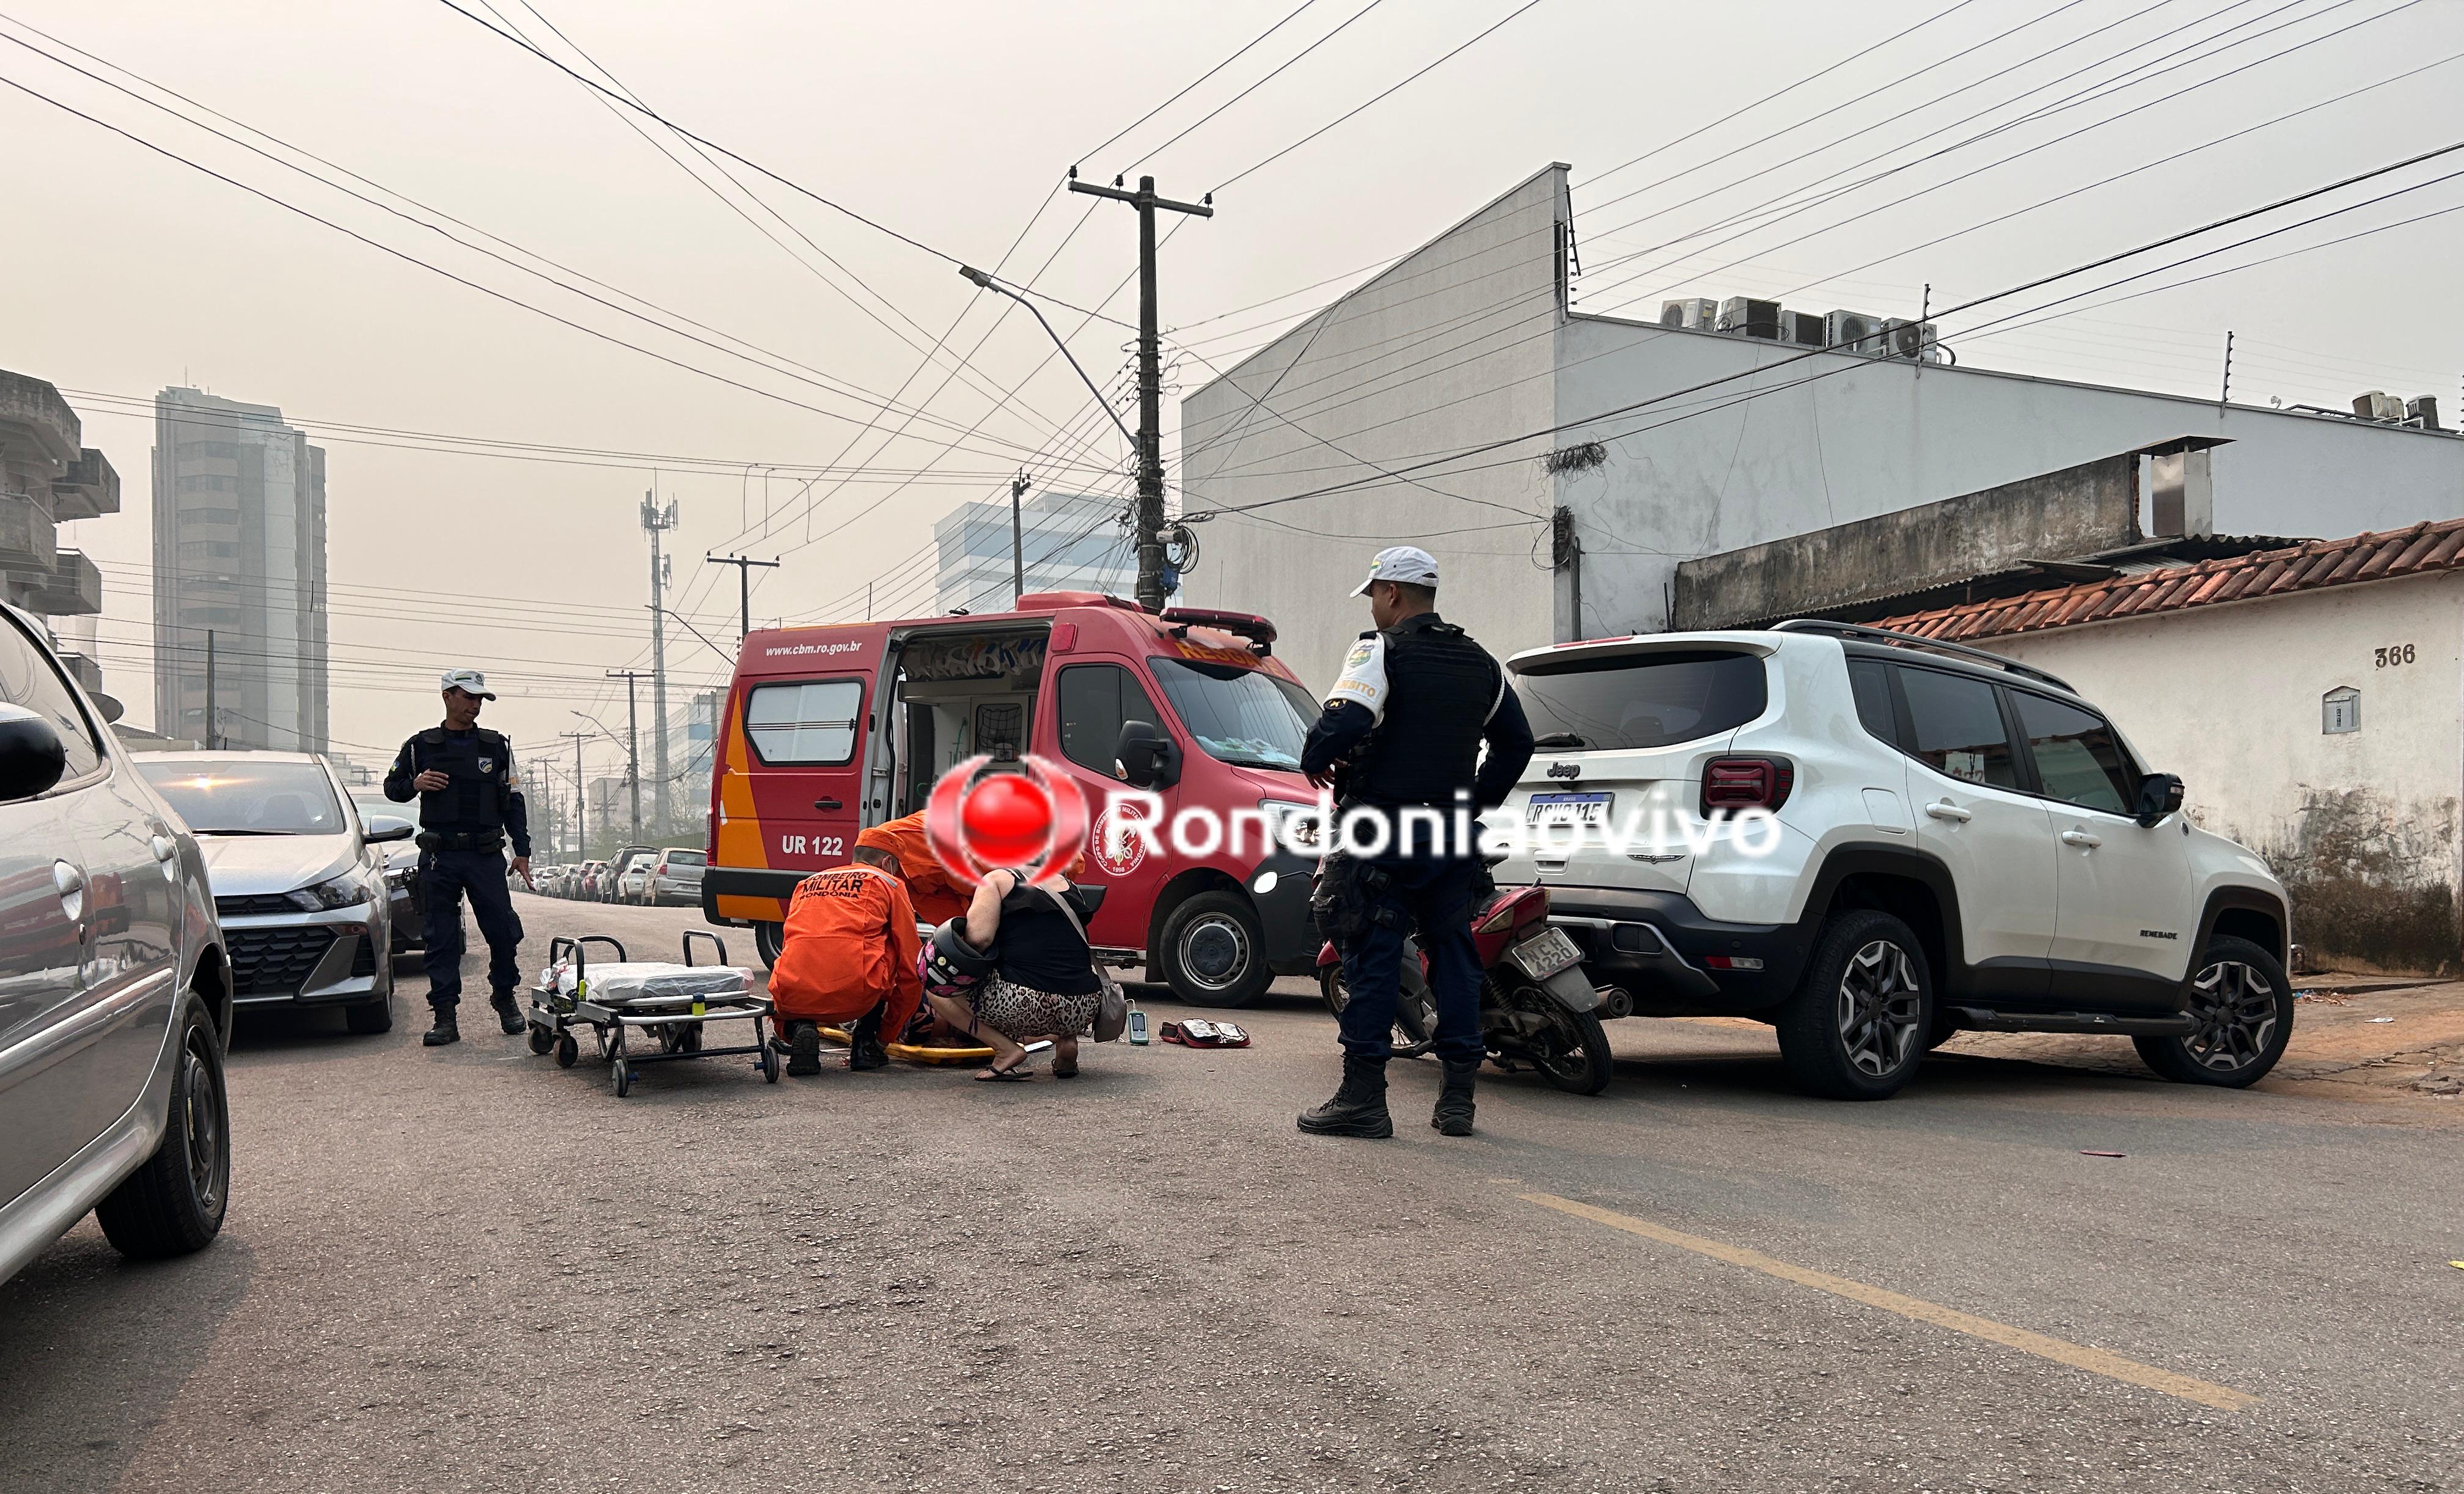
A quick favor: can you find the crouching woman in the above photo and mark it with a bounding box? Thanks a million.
[925,864,1102,1081]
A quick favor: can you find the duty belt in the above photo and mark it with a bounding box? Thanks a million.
[417,830,506,853]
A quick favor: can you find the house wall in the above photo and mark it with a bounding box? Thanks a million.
[1973,571,2464,973]
[1554,317,2464,637]
[1178,166,1566,694]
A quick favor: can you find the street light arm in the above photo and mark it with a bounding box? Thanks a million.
[958,265,1138,452]
[650,604,738,664]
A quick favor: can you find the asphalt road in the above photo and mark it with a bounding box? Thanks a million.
[5,892,2459,1493]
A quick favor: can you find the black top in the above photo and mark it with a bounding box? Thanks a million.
[1300,612,1535,811]
[383,724,531,856]
[992,879,1102,997]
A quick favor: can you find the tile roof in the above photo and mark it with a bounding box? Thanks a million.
[1871,518,2464,643]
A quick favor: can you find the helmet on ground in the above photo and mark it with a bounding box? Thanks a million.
[919,918,996,996]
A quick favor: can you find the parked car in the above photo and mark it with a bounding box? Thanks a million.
[139,752,411,1036]
[604,846,654,904]
[645,848,706,906]
[1494,619,2294,1100]
[574,859,604,899]
[0,603,232,1284]
[351,791,422,951]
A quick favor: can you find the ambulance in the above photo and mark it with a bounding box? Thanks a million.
[701,591,1326,1007]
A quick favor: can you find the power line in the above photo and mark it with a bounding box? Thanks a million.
[1078,0,1326,169]
[1123,0,1392,173]
[1212,0,1550,194]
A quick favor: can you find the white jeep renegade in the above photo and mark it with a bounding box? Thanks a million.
[1492,620,2293,1100]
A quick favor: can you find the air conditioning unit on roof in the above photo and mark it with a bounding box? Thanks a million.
[1717,297,1783,339]
[1660,298,1717,331]
[1787,312,1825,347]
[1880,318,1938,361]
[2353,390,2404,422]
[1824,310,1882,354]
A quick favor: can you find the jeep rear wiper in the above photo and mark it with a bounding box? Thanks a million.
[1533,731,1586,749]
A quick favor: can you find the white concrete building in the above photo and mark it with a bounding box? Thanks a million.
[1179,164,2464,690]
[1877,519,2464,973]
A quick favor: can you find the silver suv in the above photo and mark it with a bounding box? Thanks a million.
[0,604,231,1283]
[1496,620,2293,1100]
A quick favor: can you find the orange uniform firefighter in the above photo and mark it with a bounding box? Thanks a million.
[849,811,970,926]
[768,844,925,1077]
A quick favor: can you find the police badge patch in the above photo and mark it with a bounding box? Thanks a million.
[478,756,494,773]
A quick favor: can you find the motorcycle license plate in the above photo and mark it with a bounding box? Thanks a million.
[1509,926,1584,980]
[1526,791,1611,826]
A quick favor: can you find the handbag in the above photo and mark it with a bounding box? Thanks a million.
[1038,884,1129,1042]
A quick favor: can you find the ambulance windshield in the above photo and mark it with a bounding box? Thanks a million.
[1147,658,1315,772]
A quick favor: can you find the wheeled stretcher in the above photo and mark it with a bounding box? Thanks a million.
[526,932,777,1096]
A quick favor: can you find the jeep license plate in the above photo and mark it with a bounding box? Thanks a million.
[1509,926,1584,980]
[1525,791,1612,826]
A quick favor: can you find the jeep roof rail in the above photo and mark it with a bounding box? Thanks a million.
[1770,617,2078,693]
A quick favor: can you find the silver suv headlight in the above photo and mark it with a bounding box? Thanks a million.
[290,874,370,911]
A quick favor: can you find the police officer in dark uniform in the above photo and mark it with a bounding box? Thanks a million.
[384,668,532,1047]
[1298,546,1533,1139]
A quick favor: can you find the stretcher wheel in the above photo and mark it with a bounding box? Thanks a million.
[554,1033,578,1068]
[527,1024,555,1055]
[612,1055,632,1097]
[759,1044,779,1083]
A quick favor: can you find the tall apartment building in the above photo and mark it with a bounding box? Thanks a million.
[933,489,1137,613]
[152,387,328,752]
[0,368,114,698]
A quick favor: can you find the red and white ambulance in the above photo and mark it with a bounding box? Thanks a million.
[701,591,1326,1006]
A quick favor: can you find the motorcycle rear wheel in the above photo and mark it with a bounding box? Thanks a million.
[1317,965,1436,1058]
[1511,987,1613,1096]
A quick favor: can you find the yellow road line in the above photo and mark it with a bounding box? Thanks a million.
[1521,1192,2259,1413]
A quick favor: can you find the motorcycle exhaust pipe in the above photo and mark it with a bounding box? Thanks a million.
[1593,984,1635,1020]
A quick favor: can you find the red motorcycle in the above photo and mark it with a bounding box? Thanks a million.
[1314,881,1619,1095]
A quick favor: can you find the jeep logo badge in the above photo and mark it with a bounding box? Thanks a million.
[1547,761,1580,780]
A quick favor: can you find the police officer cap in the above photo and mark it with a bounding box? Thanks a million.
[441,667,497,701]
[1349,544,1440,597]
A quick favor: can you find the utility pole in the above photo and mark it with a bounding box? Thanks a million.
[1010,472,1028,604]
[203,628,216,750]
[641,492,678,832]
[605,669,647,841]
[704,553,779,637]
[1067,172,1212,609]
[558,728,590,859]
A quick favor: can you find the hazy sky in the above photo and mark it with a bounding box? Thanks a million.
[6,0,2459,798]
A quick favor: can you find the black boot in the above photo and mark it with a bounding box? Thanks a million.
[1297,1054,1393,1138]
[490,992,525,1036]
[786,1021,823,1077]
[421,1010,460,1047]
[1432,1058,1479,1137]
[848,1009,889,1071]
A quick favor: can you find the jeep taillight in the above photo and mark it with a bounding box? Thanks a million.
[1701,756,1794,816]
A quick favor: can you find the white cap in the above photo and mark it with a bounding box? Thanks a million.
[1349,544,1440,597]
[441,668,497,700]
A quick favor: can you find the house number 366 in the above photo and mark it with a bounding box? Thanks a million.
[2375,643,2416,667]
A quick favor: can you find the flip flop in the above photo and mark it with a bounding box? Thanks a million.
[974,1058,1032,1082]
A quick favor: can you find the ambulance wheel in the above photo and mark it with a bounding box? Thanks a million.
[554,1033,578,1068]
[1159,892,1270,1009]
[754,921,785,968]
[526,1023,554,1055]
